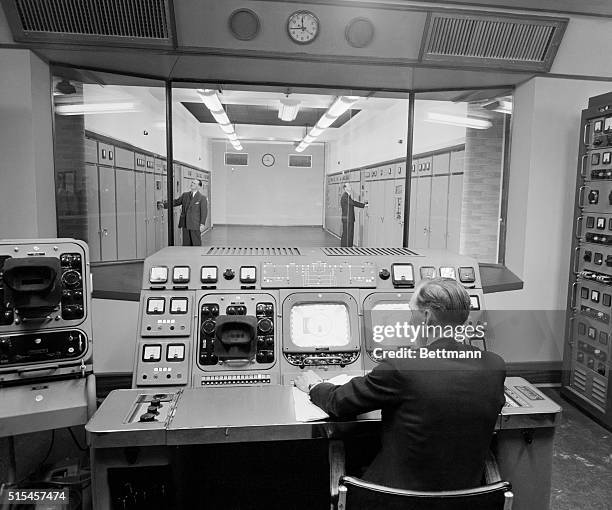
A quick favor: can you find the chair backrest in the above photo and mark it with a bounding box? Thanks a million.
[338,476,513,510]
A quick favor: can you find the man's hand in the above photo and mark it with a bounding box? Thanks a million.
[294,370,323,393]
[199,225,205,234]
[364,201,369,207]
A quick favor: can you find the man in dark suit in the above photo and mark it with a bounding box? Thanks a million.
[295,278,506,491]
[162,179,208,246]
[340,183,367,247]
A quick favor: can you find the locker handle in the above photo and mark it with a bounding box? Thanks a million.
[567,317,575,347]
[583,123,589,146]
[570,282,578,309]
[102,229,109,236]
[577,186,587,207]
[575,216,583,239]
[574,246,581,273]
[580,155,588,177]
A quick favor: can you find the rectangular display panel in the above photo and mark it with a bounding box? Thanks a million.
[420,267,436,279]
[170,297,188,314]
[201,266,218,283]
[605,116,612,133]
[240,266,256,283]
[391,264,414,286]
[173,266,190,283]
[469,296,480,310]
[440,267,457,279]
[594,120,603,133]
[167,344,185,361]
[372,302,412,311]
[290,303,350,348]
[142,344,162,361]
[603,152,611,165]
[147,298,165,314]
[150,266,168,284]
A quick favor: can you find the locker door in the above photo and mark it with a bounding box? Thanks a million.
[383,174,396,246]
[84,164,101,262]
[160,175,168,247]
[115,168,137,259]
[154,173,164,251]
[447,174,464,252]
[174,165,182,245]
[145,172,156,255]
[99,166,117,261]
[413,175,432,249]
[135,172,147,258]
[372,179,385,246]
[408,167,419,247]
[429,175,449,249]
[392,180,404,246]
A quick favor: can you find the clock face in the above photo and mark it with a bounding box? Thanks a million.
[262,153,275,167]
[287,11,319,44]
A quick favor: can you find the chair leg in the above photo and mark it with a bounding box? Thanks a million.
[329,439,346,509]
[504,491,514,510]
[484,449,502,483]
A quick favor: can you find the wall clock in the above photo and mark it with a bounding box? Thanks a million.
[287,10,319,44]
[262,153,275,167]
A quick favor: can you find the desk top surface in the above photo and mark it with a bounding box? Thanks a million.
[86,377,561,448]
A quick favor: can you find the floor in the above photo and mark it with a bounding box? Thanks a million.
[202,225,339,246]
[543,388,612,510]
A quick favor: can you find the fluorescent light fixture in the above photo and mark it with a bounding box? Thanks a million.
[197,89,224,112]
[197,88,242,146]
[55,102,138,115]
[294,95,361,151]
[278,98,300,122]
[219,123,234,134]
[425,112,492,130]
[327,95,359,118]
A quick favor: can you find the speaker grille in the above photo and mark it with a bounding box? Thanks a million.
[323,247,419,256]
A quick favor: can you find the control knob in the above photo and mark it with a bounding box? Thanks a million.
[139,413,157,422]
[223,269,235,280]
[379,268,391,280]
[61,270,82,289]
[147,405,160,415]
[201,319,216,335]
[258,318,273,334]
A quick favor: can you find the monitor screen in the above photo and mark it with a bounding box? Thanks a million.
[290,303,350,348]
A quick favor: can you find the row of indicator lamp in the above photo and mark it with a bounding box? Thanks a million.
[150,266,257,284]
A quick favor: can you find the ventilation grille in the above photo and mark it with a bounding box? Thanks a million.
[323,247,419,256]
[7,0,172,44]
[205,247,302,256]
[422,13,566,71]
[592,378,607,406]
[289,154,312,168]
[572,368,586,392]
[225,153,249,166]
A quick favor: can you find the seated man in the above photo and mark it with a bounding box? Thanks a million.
[295,278,506,491]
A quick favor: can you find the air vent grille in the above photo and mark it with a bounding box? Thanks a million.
[225,153,248,166]
[422,13,566,71]
[323,247,419,256]
[289,154,312,168]
[205,247,302,256]
[9,0,171,42]
[572,368,587,392]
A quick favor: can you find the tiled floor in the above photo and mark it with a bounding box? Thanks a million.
[543,389,612,510]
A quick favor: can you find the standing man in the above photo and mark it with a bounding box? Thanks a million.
[340,182,367,247]
[160,179,208,246]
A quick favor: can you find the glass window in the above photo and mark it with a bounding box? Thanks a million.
[412,91,512,263]
[52,67,167,262]
[171,84,409,248]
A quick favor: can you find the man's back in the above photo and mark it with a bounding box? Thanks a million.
[310,338,506,491]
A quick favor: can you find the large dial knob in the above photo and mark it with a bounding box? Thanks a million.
[379,268,390,280]
[223,268,235,280]
[61,270,82,288]
[201,319,216,335]
[258,318,273,334]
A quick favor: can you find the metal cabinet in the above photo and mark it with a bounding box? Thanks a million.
[98,165,118,261]
[84,163,101,262]
[115,167,137,260]
[135,171,147,259]
[145,171,157,256]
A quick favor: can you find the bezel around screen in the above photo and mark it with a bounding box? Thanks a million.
[281,292,359,352]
